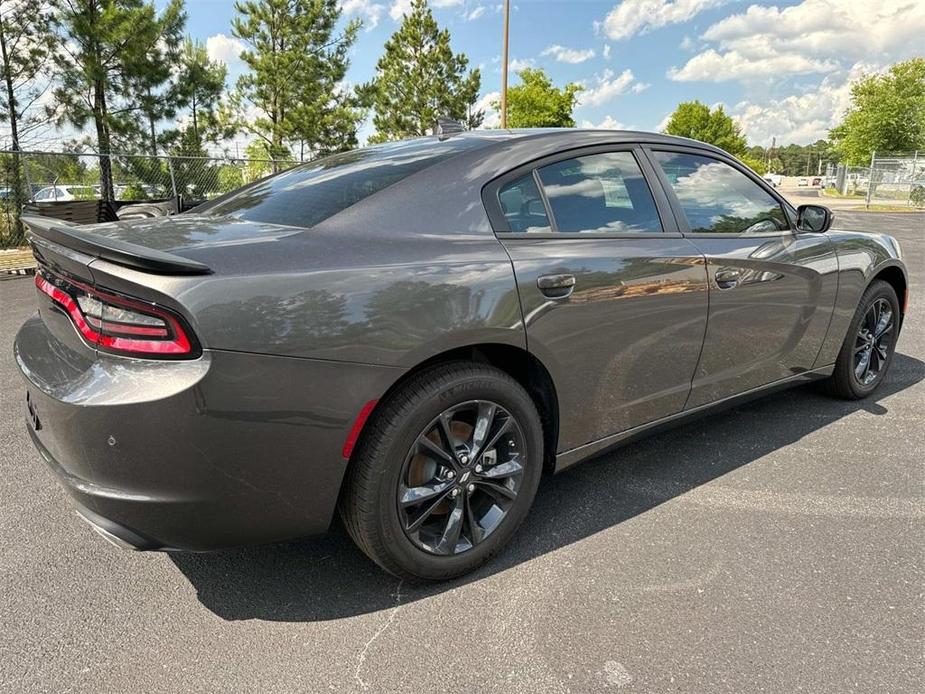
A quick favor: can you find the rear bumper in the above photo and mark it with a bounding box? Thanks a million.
[15,313,401,551]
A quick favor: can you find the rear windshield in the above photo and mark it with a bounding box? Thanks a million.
[198,137,490,228]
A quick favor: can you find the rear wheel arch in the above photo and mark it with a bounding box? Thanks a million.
[344,343,560,475]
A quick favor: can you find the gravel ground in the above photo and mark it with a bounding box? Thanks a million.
[1,211,922,693]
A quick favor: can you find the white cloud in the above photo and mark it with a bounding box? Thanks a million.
[340,0,386,30]
[669,48,836,82]
[579,68,637,107]
[388,0,467,19]
[540,44,594,65]
[205,33,245,66]
[702,0,925,61]
[673,1,925,83]
[580,115,626,130]
[475,90,502,128]
[655,112,672,132]
[632,82,650,94]
[679,35,695,51]
[602,44,611,60]
[730,62,876,146]
[465,5,486,21]
[602,0,731,41]
[389,0,412,20]
[509,57,535,72]
[542,44,596,64]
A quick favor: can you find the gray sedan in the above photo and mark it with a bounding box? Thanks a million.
[15,129,908,580]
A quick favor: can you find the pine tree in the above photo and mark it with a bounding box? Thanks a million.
[232,0,362,162]
[52,0,186,200]
[159,36,228,156]
[174,38,227,147]
[0,0,57,243]
[360,0,482,142]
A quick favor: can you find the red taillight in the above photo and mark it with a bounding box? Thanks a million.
[35,272,195,357]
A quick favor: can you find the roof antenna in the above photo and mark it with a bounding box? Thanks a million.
[434,117,466,140]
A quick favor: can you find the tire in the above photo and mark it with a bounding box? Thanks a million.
[825,280,900,399]
[339,362,544,581]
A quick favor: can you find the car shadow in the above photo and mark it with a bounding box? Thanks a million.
[169,353,924,622]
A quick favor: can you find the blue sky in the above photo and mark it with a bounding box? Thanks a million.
[10,1,923,151]
[186,0,923,147]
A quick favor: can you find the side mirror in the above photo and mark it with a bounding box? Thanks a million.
[796,204,833,233]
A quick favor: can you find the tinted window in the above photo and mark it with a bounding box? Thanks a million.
[498,174,551,232]
[652,151,788,234]
[536,151,662,233]
[199,137,491,228]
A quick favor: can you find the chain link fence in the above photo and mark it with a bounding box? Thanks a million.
[1,149,298,248]
[832,152,923,208]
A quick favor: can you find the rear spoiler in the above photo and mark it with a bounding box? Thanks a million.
[21,215,212,276]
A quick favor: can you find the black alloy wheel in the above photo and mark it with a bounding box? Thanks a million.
[852,297,895,387]
[826,280,901,400]
[397,400,526,555]
[339,362,543,581]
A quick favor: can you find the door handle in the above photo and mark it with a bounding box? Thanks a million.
[537,273,576,299]
[714,269,740,290]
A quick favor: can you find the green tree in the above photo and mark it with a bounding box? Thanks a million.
[745,140,831,176]
[496,68,582,128]
[134,26,185,156]
[830,59,925,164]
[360,0,481,142]
[52,0,187,200]
[175,37,227,146]
[663,100,746,155]
[0,0,57,244]
[242,139,285,181]
[738,154,766,175]
[232,0,362,163]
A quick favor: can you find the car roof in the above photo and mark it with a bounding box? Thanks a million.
[439,127,728,156]
[316,129,733,237]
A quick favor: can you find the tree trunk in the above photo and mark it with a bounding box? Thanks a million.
[0,13,24,243]
[0,17,19,153]
[149,114,158,155]
[191,97,199,143]
[93,79,115,202]
[146,87,158,155]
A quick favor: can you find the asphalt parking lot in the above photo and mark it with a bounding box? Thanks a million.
[1,209,922,693]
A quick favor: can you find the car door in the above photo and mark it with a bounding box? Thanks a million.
[484,146,710,452]
[645,147,838,408]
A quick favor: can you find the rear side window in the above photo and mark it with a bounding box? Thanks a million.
[498,174,551,232]
[536,151,662,233]
[652,151,788,234]
[199,137,491,228]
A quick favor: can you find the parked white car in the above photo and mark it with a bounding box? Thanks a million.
[32,185,99,202]
[798,177,809,186]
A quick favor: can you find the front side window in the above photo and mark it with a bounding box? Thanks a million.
[652,151,788,234]
[536,151,663,233]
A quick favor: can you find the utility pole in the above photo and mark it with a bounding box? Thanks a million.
[500,0,510,129]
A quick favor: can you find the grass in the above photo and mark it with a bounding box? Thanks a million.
[822,188,865,199]
[848,204,925,212]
